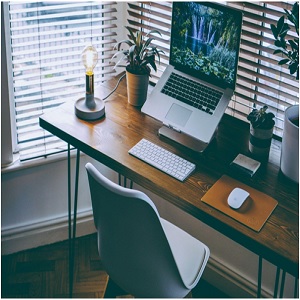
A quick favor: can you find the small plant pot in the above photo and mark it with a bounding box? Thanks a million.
[249,125,273,160]
[280,105,299,183]
[126,70,149,107]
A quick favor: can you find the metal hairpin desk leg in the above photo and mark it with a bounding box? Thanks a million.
[271,264,298,298]
[118,173,133,189]
[259,257,291,298]
[279,270,286,298]
[273,267,286,298]
[68,146,81,298]
[257,255,262,298]
[274,267,281,298]
[274,266,299,298]
[68,145,72,297]
[294,277,299,298]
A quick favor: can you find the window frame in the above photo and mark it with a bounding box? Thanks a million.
[2,2,18,167]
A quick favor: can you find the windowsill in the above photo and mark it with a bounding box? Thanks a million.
[1,149,82,174]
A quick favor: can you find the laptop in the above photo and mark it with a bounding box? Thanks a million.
[142,2,243,151]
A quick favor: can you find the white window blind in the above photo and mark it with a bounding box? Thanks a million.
[127,2,299,137]
[6,1,117,161]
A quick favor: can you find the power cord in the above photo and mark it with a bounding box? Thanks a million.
[102,73,126,102]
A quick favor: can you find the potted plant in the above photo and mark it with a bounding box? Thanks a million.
[271,2,299,182]
[247,105,275,160]
[112,26,163,106]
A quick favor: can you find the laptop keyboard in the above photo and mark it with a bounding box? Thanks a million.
[161,73,223,115]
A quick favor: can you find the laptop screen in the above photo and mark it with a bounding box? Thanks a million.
[170,2,242,90]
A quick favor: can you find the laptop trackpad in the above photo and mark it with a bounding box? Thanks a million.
[165,103,192,127]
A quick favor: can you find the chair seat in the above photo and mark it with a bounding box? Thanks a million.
[160,218,209,289]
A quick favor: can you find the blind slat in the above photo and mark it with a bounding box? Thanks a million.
[9,2,115,15]
[10,23,117,40]
[11,16,116,33]
[11,32,117,50]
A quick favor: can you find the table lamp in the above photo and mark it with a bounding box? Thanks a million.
[75,45,105,120]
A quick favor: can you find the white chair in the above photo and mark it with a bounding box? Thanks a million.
[85,162,210,298]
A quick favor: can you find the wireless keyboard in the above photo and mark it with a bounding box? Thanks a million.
[128,138,196,181]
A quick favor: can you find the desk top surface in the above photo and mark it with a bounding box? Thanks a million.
[40,74,299,276]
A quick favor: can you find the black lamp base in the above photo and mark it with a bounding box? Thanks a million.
[75,97,105,120]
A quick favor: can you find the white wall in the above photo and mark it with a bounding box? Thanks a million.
[1,154,104,249]
[1,2,296,298]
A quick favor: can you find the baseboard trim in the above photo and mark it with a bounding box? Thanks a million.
[1,212,272,298]
[1,210,96,255]
[204,255,272,298]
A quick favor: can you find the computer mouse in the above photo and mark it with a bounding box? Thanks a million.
[227,187,250,210]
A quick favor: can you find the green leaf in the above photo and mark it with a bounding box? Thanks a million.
[114,40,133,51]
[278,24,290,38]
[271,24,278,39]
[111,49,129,60]
[269,112,275,119]
[143,37,154,49]
[278,58,290,65]
[128,45,136,66]
[114,55,129,69]
[274,39,286,48]
[289,39,298,50]
[125,26,136,44]
[290,62,298,74]
[149,60,157,72]
[146,29,162,38]
[273,49,284,55]
[277,16,285,34]
[136,31,142,50]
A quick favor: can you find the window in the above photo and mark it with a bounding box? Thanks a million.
[127,2,298,137]
[5,1,117,161]
[4,2,298,164]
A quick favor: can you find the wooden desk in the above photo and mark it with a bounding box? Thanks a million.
[40,74,298,292]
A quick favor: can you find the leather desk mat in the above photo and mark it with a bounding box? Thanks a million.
[201,175,278,232]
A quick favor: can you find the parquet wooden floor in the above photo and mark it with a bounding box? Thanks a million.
[2,233,228,298]
[2,234,107,298]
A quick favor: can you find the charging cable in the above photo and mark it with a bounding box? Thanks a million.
[102,73,126,102]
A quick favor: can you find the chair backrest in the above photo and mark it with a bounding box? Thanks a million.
[85,163,189,297]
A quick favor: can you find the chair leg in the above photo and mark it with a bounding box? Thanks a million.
[184,291,193,298]
[104,276,129,298]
